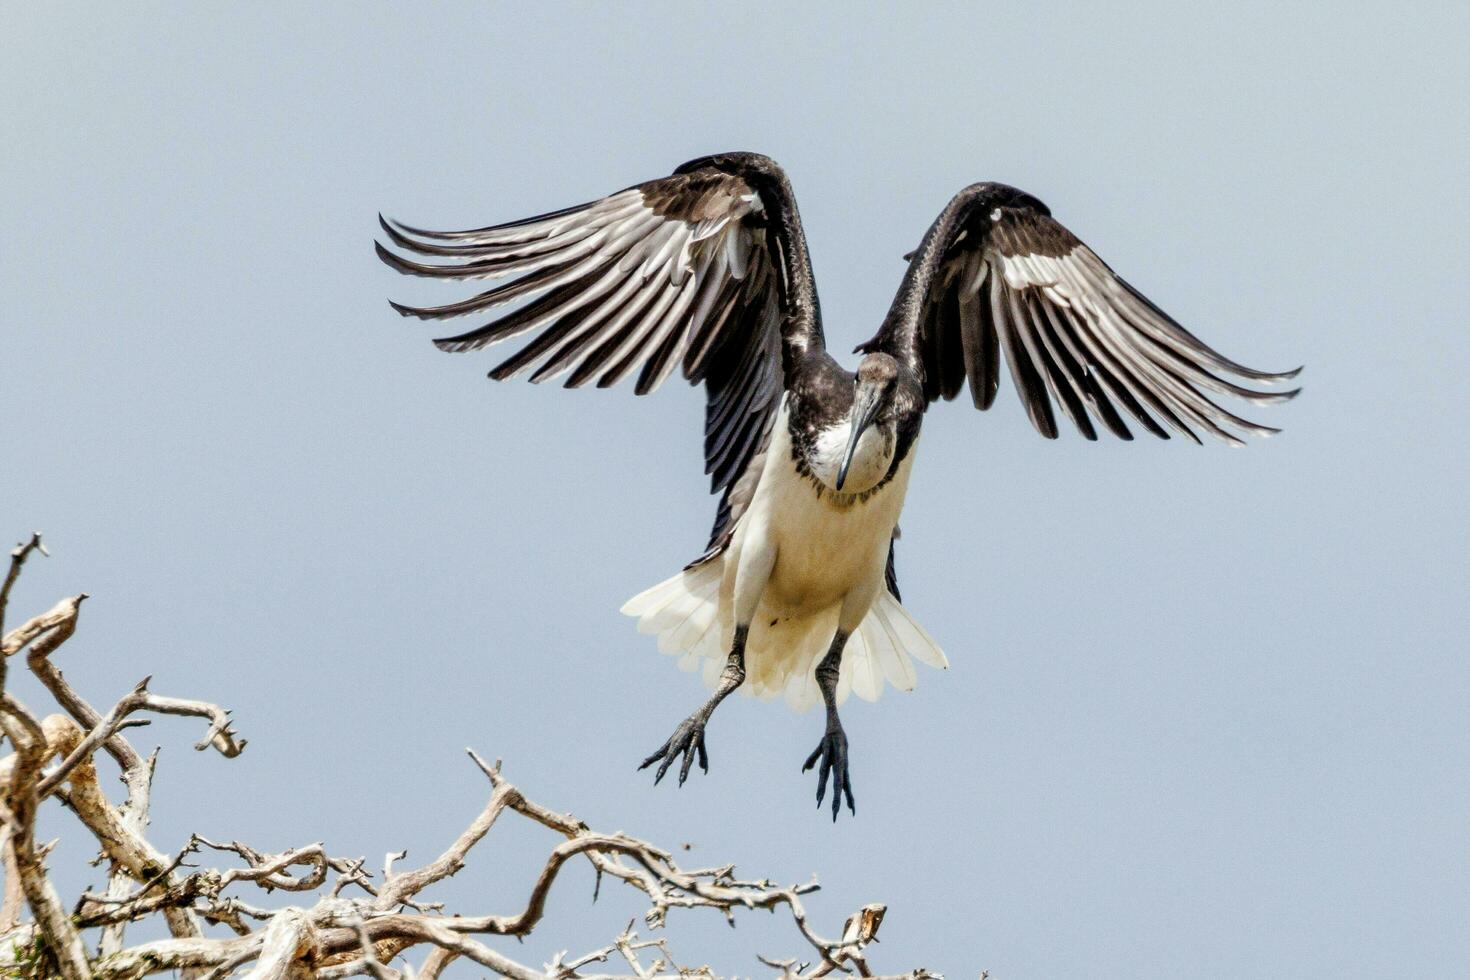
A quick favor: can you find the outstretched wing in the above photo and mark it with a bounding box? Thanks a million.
[379,153,823,549]
[863,183,1300,445]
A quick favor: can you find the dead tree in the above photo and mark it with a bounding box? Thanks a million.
[0,533,942,980]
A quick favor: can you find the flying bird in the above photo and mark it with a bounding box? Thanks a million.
[378,152,1299,819]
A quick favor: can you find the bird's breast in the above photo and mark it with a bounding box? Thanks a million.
[804,420,897,496]
[737,410,917,611]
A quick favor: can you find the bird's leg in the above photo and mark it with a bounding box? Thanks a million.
[639,624,748,786]
[802,630,855,820]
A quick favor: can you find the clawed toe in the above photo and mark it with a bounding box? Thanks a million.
[802,726,855,820]
[638,716,710,786]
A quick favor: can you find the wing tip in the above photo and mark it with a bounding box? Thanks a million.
[1236,385,1303,406]
[1224,362,1304,385]
[387,297,422,319]
[378,214,423,252]
[432,335,477,353]
[970,384,1000,411]
[375,239,422,276]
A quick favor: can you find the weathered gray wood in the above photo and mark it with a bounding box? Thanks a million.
[0,533,940,980]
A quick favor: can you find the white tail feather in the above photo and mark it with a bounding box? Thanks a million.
[623,562,947,714]
[871,603,917,690]
[872,593,948,669]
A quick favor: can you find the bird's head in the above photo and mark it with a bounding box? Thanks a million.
[835,353,905,492]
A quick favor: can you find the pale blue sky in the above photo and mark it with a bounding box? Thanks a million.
[4,3,1468,977]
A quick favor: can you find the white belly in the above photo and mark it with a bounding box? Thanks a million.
[620,401,944,711]
[755,456,911,609]
[730,404,916,621]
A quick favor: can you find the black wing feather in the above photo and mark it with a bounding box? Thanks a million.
[380,153,824,558]
[864,182,1300,444]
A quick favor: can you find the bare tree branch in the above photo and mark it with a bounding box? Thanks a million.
[2,693,93,980]
[0,823,25,932]
[0,536,947,980]
[0,532,48,659]
[4,595,83,661]
[11,573,215,971]
[39,680,243,796]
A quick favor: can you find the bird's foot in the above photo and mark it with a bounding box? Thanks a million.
[802,724,855,821]
[638,713,709,786]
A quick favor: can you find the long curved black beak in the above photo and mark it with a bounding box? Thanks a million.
[835,384,883,492]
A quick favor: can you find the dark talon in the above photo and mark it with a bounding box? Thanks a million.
[802,726,855,821]
[639,714,709,787]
